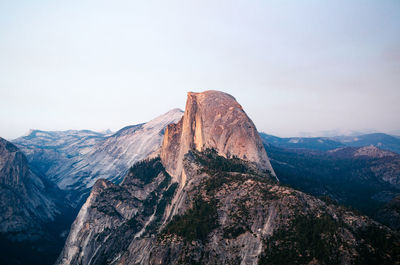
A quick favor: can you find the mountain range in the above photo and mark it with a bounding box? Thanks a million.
[1,109,183,265]
[13,109,183,205]
[54,91,399,265]
[0,90,399,264]
[260,132,400,154]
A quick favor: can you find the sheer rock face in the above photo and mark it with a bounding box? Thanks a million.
[55,91,399,265]
[0,138,28,189]
[56,158,175,265]
[0,137,60,238]
[57,152,400,265]
[161,90,275,183]
[56,179,138,265]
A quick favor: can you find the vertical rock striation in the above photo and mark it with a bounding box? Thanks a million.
[161,90,276,184]
[56,90,399,265]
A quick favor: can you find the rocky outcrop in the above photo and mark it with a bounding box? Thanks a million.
[57,150,400,265]
[0,137,61,238]
[161,90,275,184]
[56,157,177,265]
[56,91,399,265]
[354,145,397,158]
[148,152,396,265]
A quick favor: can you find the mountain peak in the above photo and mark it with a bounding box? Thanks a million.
[187,90,237,101]
[142,108,183,129]
[161,90,276,183]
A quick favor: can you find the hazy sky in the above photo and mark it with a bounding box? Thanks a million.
[1,0,399,139]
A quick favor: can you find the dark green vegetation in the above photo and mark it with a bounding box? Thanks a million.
[193,148,253,174]
[162,149,268,243]
[259,214,400,265]
[260,214,342,265]
[161,149,400,264]
[223,199,251,239]
[163,196,218,242]
[261,133,400,232]
[161,149,279,246]
[376,195,400,230]
[192,149,274,196]
[265,144,400,219]
[356,224,400,265]
[128,157,167,185]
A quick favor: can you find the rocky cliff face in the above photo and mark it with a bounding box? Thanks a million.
[0,137,74,265]
[56,157,177,265]
[161,91,275,184]
[57,91,400,265]
[0,137,61,238]
[141,151,398,265]
[57,151,400,265]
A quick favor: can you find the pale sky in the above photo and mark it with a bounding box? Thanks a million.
[1,0,399,139]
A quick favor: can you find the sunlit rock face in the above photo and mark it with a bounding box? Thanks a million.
[161,90,276,184]
[56,91,400,265]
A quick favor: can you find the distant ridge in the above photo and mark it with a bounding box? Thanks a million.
[260,132,400,154]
